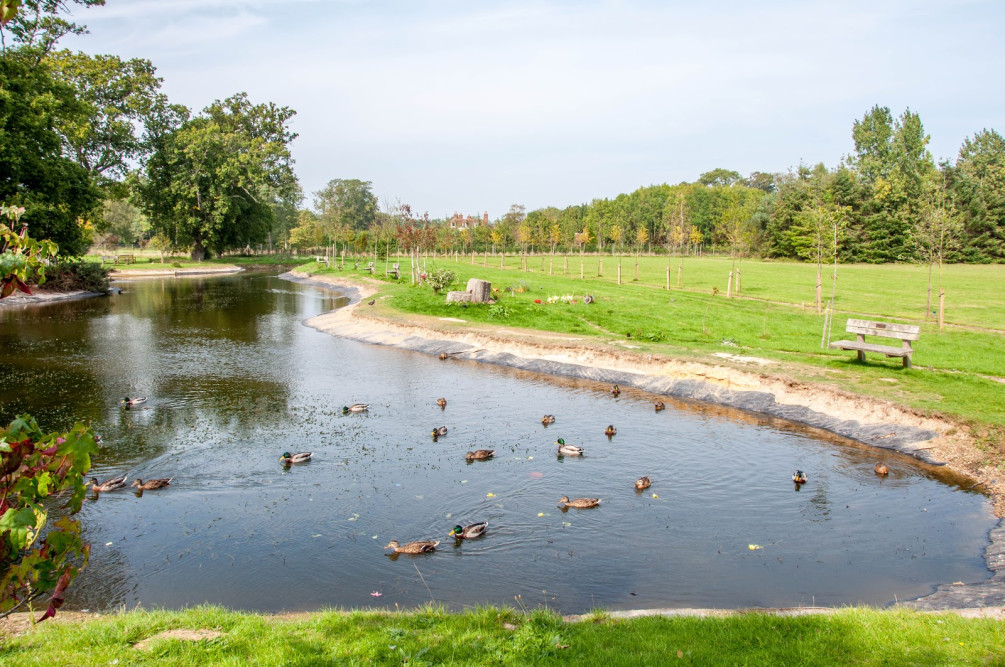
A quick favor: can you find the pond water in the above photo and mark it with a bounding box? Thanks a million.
[0,272,995,613]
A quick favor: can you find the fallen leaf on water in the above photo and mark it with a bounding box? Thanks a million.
[105,542,113,546]
[953,581,965,585]
[537,512,545,517]
[487,493,495,498]
[748,544,763,550]
[312,534,322,538]
[370,591,383,597]
[652,493,659,499]
[445,513,452,519]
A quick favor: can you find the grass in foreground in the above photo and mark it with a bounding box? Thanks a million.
[3,605,1003,666]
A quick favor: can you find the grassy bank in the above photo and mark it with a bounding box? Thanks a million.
[305,255,1005,435]
[3,605,1003,665]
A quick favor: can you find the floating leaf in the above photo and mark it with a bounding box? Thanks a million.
[748,544,763,550]
[486,493,495,498]
[537,513,545,517]
[652,493,659,499]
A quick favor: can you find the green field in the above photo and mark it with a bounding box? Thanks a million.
[305,253,1005,433]
[4,605,1003,666]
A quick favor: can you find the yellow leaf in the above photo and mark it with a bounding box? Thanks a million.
[748,544,763,550]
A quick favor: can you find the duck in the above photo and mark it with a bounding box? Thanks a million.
[605,424,617,437]
[436,397,447,408]
[384,540,439,554]
[367,299,375,306]
[874,462,890,476]
[438,352,450,361]
[634,476,652,491]
[541,414,556,425]
[654,401,666,412]
[792,470,807,485]
[432,426,448,437]
[555,438,584,456]
[610,384,620,396]
[465,449,494,461]
[131,478,172,490]
[559,495,601,509]
[90,475,127,492]
[280,451,313,465]
[121,397,147,408]
[448,521,488,539]
[342,404,369,414]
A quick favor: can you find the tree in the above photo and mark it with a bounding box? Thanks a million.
[313,179,376,250]
[697,168,743,187]
[0,0,105,55]
[913,175,961,317]
[949,129,1005,262]
[137,93,299,259]
[0,49,101,255]
[46,50,168,185]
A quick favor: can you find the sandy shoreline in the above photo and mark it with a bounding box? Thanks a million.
[284,270,1005,610]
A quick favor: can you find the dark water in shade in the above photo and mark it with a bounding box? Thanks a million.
[0,272,995,613]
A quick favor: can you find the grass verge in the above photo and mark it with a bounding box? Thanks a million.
[3,605,1003,666]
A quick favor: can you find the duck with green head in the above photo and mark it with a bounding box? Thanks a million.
[555,438,583,456]
[448,521,487,539]
[342,404,369,414]
[280,451,313,465]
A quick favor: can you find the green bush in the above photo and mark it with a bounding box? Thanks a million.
[427,268,456,293]
[35,260,110,293]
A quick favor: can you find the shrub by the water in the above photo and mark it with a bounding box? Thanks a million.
[36,260,110,293]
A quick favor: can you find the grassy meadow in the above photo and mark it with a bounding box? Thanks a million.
[3,605,1004,666]
[304,253,1005,433]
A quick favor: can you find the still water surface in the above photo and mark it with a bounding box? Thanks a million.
[0,272,995,612]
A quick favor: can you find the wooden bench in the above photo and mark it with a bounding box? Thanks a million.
[387,263,400,279]
[116,254,135,264]
[829,319,920,368]
[365,261,375,274]
[314,255,330,267]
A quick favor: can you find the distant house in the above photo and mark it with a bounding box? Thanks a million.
[448,212,489,230]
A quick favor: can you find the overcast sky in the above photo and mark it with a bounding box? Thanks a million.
[63,0,1004,220]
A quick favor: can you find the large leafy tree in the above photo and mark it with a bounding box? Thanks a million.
[0,49,101,255]
[137,93,299,259]
[313,178,376,247]
[46,50,168,185]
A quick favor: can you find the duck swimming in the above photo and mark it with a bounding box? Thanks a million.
[436,398,447,408]
[342,404,369,414]
[131,478,172,490]
[610,384,620,396]
[465,449,494,461]
[558,496,601,509]
[385,540,439,554]
[448,522,488,539]
[654,401,665,411]
[634,476,652,491]
[121,397,146,408]
[792,470,807,485]
[874,462,890,476]
[432,426,448,437]
[541,414,556,425]
[555,438,584,456]
[605,425,617,437]
[280,451,313,465]
[90,475,127,492]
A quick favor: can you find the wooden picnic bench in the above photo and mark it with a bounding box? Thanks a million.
[829,318,920,368]
[116,254,135,265]
[365,261,375,274]
[387,263,400,279]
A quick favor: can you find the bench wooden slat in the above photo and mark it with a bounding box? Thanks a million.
[845,318,920,340]
[829,340,911,357]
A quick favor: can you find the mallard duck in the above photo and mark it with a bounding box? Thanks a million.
[555,438,584,456]
[541,414,556,425]
[367,299,375,306]
[654,401,666,412]
[90,475,127,492]
[558,495,601,509]
[432,426,448,437]
[874,462,890,476]
[131,478,172,490]
[385,539,439,554]
[634,476,652,490]
[342,404,369,414]
[610,384,620,396]
[448,521,488,539]
[792,470,807,484]
[280,451,313,464]
[121,396,147,407]
[438,352,450,361]
[436,397,447,408]
[465,449,494,461]
[605,424,617,437]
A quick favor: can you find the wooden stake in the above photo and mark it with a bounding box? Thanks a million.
[939,287,945,330]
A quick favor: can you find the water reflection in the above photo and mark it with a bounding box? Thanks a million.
[0,271,995,613]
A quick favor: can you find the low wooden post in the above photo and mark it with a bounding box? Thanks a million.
[549,257,553,275]
[500,253,505,268]
[666,265,670,290]
[598,258,603,277]
[617,264,622,285]
[564,255,568,274]
[677,265,682,288]
[726,270,733,298]
[483,250,488,266]
[580,256,584,279]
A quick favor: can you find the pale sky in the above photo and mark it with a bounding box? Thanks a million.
[63,0,1004,220]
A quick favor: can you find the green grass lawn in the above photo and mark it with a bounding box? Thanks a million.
[305,254,1005,433]
[3,605,1003,666]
